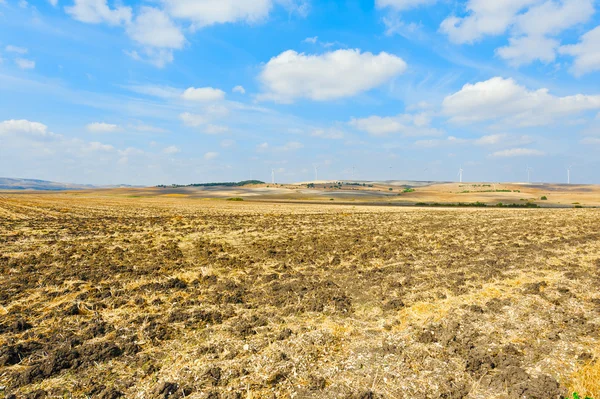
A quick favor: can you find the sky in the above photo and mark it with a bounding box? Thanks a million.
[1,0,600,186]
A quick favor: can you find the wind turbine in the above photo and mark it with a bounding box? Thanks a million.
[526,165,533,184]
[458,165,464,183]
[567,165,573,185]
[313,164,319,182]
[271,168,275,185]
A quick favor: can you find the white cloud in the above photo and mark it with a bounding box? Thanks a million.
[513,0,593,37]
[15,58,35,69]
[129,124,168,133]
[163,145,180,154]
[124,84,181,99]
[220,139,236,148]
[118,147,144,156]
[303,36,318,43]
[126,7,185,49]
[311,128,344,139]
[442,77,600,127]
[181,87,225,101]
[204,151,219,160]
[65,0,132,25]
[86,122,120,133]
[496,35,559,66]
[205,104,230,118]
[125,48,175,68]
[349,113,442,137]
[48,0,58,6]
[560,26,600,76]
[382,16,422,38]
[440,0,538,44]
[414,136,467,148]
[0,120,59,138]
[441,0,594,66]
[490,148,545,157]
[376,0,436,11]
[179,112,207,127]
[5,45,27,54]
[204,125,229,134]
[278,0,310,17]
[232,85,246,94]
[474,134,508,145]
[256,142,269,151]
[86,141,114,151]
[282,141,304,151]
[258,49,407,102]
[581,137,600,145]
[163,0,272,28]
[496,0,593,66]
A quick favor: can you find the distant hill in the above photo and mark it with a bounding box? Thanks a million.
[0,177,96,191]
[156,180,265,188]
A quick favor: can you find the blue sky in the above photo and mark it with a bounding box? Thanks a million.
[1,0,599,185]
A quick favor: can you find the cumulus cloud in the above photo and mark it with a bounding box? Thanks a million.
[163,0,272,28]
[496,35,559,66]
[126,7,185,49]
[0,120,60,139]
[15,58,35,69]
[179,106,229,130]
[414,136,467,148]
[179,112,207,127]
[65,0,132,25]
[560,26,600,76]
[440,0,594,66]
[349,113,442,137]
[311,128,344,139]
[512,0,593,37]
[86,122,120,133]
[124,84,181,99]
[85,141,114,151]
[67,3,182,67]
[496,0,594,66]
[442,77,600,127]
[220,139,236,148]
[125,48,175,68]
[474,134,508,145]
[129,124,169,134]
[204,125,229,134]
[282,141,304,151]
[232,85,246,94]
[258,49,407,102]
[580,137,600,145]
[376,0,436,11]
[5,45,27,54]
[203,151,219,160]
[440,0,538,44]
[181,87,225,101]
[256,142,269,152]
[490,148,545,157]
[163,145,180,154]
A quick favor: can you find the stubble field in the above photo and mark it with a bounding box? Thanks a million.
[1,193,599,399]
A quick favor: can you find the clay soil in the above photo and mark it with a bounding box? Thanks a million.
[1,193,599,399]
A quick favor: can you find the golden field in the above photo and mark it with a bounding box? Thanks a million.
[1,191,599,399]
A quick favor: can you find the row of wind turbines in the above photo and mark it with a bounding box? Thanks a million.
[270,164,577,185]
[458,165,575,184]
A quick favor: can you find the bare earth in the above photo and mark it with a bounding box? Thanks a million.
[1,192,599,399]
